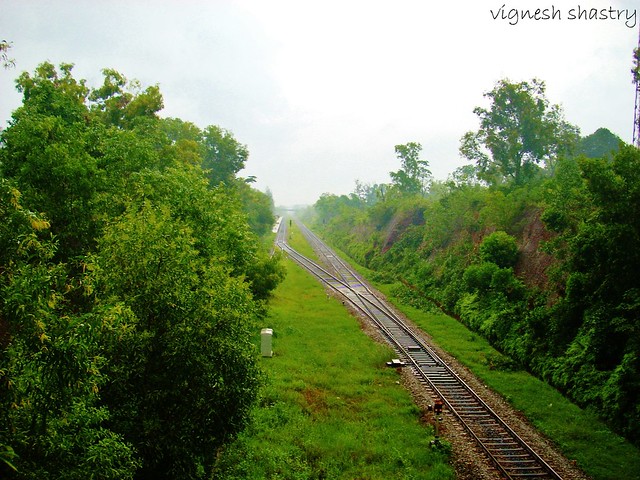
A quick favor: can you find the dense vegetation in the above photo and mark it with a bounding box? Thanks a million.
[307,78,640,447]
[0,63,284,478]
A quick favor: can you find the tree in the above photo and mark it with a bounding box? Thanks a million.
[160,118,203,166]
[479,230,519,268]
[1,62,284,478]
[577,128,623,159]
[460,78,579,186]
[449,164,483,188]
[389,142,431,195]
[353,180,384,206]
[236,180,276,237]
[202,125,248,186]
[89,202,263,479]
[14,62,89,122]
[0,180,139,479]
[89,68,164,129]
[1,63,99,260]
[543,145,640,441]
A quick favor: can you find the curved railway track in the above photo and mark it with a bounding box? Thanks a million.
[276,218,563,480]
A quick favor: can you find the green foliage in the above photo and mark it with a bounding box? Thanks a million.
[15,402,141,480]
[478,230,519,268]
[15,62,89,122]
[202,125,248,186]
[539,145,640,441]
[577,128,622,159]
[541,156,589,236]
[0,181,139,479]
[460,78,579,186]
[463,262,500,292]
[1,71,98,259]
[88,68,164,129]
[389,142,431,196]
[88,203,261,478]
[236,181,276,237]
[0,62,282,478]
[1,39,15,69]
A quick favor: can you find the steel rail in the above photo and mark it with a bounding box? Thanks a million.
[276,218,563,480]
[294,221,564,479]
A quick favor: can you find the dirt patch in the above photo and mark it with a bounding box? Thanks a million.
[515,208,557,291]
[381,207,425,253]
[302,387,329,417]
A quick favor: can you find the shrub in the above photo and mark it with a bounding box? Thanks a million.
[479,230,519,268]
[463,262,500,292]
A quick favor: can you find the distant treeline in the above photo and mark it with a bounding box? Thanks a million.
[307,78,640,446]
[0,63,285,478]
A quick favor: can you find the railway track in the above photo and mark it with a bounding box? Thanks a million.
[276,218,563,480]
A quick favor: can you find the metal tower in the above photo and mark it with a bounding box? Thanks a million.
[633,26,640,147]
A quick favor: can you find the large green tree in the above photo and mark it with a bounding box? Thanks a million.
[0,62,282,478]
[460,78,579,186]
[88,202,261,479]
[389,142,431,195]
[1,63,99,260]
[89,68,164,129]
[0,179,139,479]
[202,125,248,186]
[577,128,622,159]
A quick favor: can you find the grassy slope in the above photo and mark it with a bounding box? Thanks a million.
[212,226,454,479]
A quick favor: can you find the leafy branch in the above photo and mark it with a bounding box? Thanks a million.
[1,40,15,69]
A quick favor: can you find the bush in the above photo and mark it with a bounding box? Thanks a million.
[479,230,519,268]
[463,262,499,292]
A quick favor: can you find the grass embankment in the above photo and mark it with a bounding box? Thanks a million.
[336,252,640,480]
[213,225,454,479]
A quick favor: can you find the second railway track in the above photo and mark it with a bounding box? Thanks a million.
[276,218,563,480]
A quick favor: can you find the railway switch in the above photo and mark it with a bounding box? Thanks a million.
[276,222,563,477]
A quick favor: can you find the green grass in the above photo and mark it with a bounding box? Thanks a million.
[285,220,320,260]
[212,230,454,479]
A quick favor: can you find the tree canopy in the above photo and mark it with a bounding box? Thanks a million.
[389,142,431,195]
[460,78,579,186]
[577,127,622,159]
[0,62,283,479]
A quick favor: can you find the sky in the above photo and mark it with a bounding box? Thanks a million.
[1,0,639,206]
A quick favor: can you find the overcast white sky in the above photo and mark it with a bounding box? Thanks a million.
[1,0,638,206]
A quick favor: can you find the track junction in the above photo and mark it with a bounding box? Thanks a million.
[276,217,564,480]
